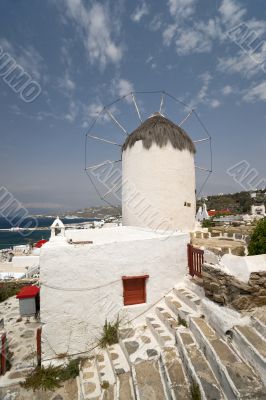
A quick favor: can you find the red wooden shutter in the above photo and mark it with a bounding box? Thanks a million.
[122,276,148,306]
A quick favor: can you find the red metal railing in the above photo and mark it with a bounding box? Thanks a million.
[187,243,204,278]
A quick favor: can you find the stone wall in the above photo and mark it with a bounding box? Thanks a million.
[202,263,266,310]
[192,230,249,243]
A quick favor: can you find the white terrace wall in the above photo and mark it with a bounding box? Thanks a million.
[12,255,39,269]
[40,231,189,360]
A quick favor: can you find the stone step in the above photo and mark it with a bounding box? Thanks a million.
[107,344,130,376]
[96,349,116,386]
[133,359,169,399]
[118,371,136,400]
[251,314,266,340]
[164,294,193,324]
[146,314,175,347]
[233,324,266,385]
[155,305,180,335]
[120,324,160,364]
[175,328,224,400]
[161,347,190,399]
[190,317,264,399]
[79,356,102,400]
[173,287,201,312]
[102,384,115,400]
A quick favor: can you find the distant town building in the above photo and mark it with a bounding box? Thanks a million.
[251,204,265,216]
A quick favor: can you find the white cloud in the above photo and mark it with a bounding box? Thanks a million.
[243,81,266,102]
[64,100,78,122]
[219,0,246,27]
[86,103,104,119]
[197,72,212,103]
[63,0,122,68]
[188,72,221,109]
[175,19,219,55]
[210,99,221,108]
[0,38,14,53]
[145,56,157,69]
[58,73,76,94]
[222,85,233,95]
[149,14,162,31]
[83,101,118,127]
[0,38,45,82]
[163,0,197,46]
[131,2,149,23]
[163,24,177,46]
[116,79,134,99]
[168,0,196,19]
[217,51,263,78]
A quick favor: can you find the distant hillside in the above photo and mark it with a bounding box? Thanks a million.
[62,205,121,219]
[198,190,266,214]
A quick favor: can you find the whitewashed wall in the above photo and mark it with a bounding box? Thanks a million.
[220,253,266,283]
[12,255,39,269]
[122,142,196,232]
[40,229,189,360]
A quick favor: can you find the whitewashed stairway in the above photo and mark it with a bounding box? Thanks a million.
[78,286,266,400]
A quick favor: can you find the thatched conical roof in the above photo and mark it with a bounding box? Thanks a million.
[122,113,196,153]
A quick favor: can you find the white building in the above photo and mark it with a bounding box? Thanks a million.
[40,225,189,359]
[196,203,209,222]
[251,204,265,216]
[40,113,196,360]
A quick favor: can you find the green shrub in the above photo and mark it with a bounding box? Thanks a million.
[178,315,187,327]
[58,358,80,381]
[0,286,19,303]
[21,358,80,392]
[21,365,62,391]
[202,219,213,228]
[99,316,120,348]
[248,219,266,255]
[190,381,201,400]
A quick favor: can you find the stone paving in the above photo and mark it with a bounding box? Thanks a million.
[0,296,41,387]
[0,379,78,400]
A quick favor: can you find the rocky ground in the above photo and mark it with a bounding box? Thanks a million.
[0,379,78,400]
[0,296,79,399]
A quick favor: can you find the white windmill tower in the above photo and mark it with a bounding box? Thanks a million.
[122,112,196,231]
[85,91,212,232]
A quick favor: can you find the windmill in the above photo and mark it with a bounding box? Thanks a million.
[85,91,212,231]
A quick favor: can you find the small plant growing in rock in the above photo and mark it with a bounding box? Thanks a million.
[178,315,188,327]
[21,358,80,391]
[21,365,62,391]
[190,380,201,400]
[101,380,110,389]
[99,316,121,348]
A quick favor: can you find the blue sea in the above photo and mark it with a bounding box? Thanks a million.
[0,216,99,250]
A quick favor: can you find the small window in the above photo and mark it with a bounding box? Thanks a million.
[122,275,149,306]
[184,202,191,207]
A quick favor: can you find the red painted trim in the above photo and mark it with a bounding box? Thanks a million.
[122,275,149,280]
[36,328,42,366]
[122,276,148,306]
[16,285,40,299]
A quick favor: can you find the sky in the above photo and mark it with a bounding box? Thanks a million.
[0,0,266,213]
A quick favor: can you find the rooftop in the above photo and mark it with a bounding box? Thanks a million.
[122,113,196,153]
[63,225,184,246]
